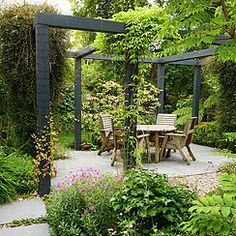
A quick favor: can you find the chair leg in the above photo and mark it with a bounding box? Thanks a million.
[145,137,151,163]
[98,144,105,155]
[111,147,117,166]
[186,145,196,161]
[160,136,168,160]
[173,138,190,165]
[165,149,171,158]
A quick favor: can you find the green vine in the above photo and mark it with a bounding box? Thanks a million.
[32,114,58,178]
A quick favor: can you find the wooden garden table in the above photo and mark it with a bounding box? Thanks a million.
[136,125,176,163]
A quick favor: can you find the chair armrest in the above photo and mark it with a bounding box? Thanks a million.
[175,130,184,134]
[137,134,150,139]
[165,132,186,137]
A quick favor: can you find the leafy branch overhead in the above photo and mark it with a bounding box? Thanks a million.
[94,2,236,62]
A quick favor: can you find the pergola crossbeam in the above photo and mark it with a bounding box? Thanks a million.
[34,13,126,33]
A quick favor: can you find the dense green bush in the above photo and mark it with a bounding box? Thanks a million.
[46,168,123,235]
[0,150,37,204]
[219,132,236,153]
[111,170,196,235]
[193,122,222,147]
[0,4,69,153]
[181,174,236,235]
[218,61,236,132]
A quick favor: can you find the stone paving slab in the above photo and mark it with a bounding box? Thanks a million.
[144,144,235,176]
[0,224,50,236]
[52,144,235,186]
[0,198,46,224]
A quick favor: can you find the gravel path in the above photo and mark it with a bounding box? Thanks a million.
[168,172,221,196]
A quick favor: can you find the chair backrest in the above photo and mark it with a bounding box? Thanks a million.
[156,113,177,126]
[181,117,197,146]
[99,114,113,136]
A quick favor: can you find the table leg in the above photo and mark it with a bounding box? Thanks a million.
[155,133,159,162]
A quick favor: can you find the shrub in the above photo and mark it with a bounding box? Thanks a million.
[218,61,236,132]
[181,174,236,236]
[193,122,222,147]
[219,132,236,153]
[110,169,196,235]
[0,150,37,204]
[46,168,123,236]
[0,4,69,153]
[219,161,236,175]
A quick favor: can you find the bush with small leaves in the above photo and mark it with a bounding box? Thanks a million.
[110,169,196,235]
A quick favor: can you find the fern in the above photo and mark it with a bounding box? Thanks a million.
[181,174,236,235]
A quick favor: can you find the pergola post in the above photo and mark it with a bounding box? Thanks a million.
[157,64,165,113]
[124,61,138,168]
[192,63,201,122]
[74,58,82,150]
[35,24,51,196]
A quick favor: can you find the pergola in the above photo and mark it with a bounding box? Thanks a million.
[35,12,230,196]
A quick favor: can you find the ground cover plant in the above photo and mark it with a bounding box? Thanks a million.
[0,149,37,204]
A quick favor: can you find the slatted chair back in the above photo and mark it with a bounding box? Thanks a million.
[156,113,177,126]
[99,114,113,137]
[180,117,197,147]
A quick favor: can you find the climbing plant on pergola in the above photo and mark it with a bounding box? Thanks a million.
[35,12,230,196]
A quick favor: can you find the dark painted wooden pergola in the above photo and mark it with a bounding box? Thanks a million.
[35,12,229,196]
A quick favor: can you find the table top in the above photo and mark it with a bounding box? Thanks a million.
[137,124,176,132]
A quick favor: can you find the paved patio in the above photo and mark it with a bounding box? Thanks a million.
[52,143,235,186]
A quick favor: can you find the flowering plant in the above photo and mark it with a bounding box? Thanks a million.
[47,167,123,236]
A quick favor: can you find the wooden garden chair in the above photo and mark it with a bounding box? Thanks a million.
[160,117,197,165]
[149,113,177,145]
[111,130,150,166]
[156,113,177,126]
[98,114,114,156]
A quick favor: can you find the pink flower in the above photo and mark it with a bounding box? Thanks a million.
[88,205,95,211]
[102,184,108,189]
[56,181,62,188]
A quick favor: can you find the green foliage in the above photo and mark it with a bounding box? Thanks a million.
[0,150,37,204]
[165,65,194,113]
[111,169,195,235]
[70,0,148,19]
[0,4,69,153]
[161,0,236,62]
[94,5,171,61]
[181,173,236,236]
[81,79,158,145]
[220,132,236,153]
[69,0,149,47]
[218,61,236,132]
[193,122,222,147]
[46,168,123,235]
[219,161,236,175]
